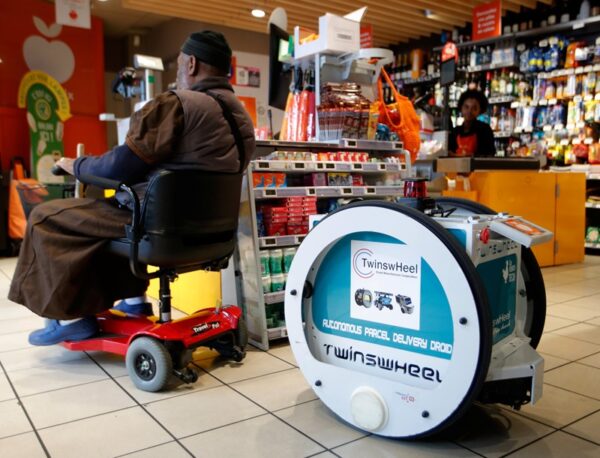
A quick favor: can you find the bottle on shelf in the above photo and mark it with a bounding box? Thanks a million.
[559,0,571,24]
[506,72,514,97]
[470,47,478,68]
[499,69,508,96]
[491,71,500,97]
[490,106,500,131]
[484,71,492,98]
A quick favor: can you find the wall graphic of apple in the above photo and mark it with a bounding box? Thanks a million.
[22,16,75,84]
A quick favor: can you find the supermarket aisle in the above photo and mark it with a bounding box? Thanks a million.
[0,256,599,457]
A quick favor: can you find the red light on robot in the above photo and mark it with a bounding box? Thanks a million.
[403,178,428,198]
[480,227,490,244]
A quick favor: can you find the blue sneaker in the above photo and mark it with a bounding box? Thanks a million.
[28,317,98,346]
[112,300,154,316]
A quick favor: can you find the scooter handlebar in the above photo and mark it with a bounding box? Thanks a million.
[51,165,70,176]
[77,173,122,190]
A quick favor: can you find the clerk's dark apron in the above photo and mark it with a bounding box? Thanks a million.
[8,198,149,319]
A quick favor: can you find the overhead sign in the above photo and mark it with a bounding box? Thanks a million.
[360,25,373,49]
[472,0,502,41]
[55,0,91,30]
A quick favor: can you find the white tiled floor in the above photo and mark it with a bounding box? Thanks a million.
[1,255,600,457]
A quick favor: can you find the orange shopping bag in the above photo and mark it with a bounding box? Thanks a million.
[377,67,421,163]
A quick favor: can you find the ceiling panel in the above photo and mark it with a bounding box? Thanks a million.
[120,0,552,46]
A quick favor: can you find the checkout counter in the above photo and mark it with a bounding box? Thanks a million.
[417,156,586,267]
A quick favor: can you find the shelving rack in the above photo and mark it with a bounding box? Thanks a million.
[586,174,600,255]
[235,139,410,349]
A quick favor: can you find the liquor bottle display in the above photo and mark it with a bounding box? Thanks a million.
[388,1,600,165]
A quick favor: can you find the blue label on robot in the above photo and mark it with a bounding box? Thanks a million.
[476,254,518,344]
[447,229,467,248]
[312,232,454,360]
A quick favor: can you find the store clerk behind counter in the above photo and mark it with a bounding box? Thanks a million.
[448,90,496,157]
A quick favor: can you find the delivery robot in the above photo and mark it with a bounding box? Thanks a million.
[285,198,551,439]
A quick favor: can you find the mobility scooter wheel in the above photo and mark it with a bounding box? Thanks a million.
[435,197,546,348]
[126,337,173,392]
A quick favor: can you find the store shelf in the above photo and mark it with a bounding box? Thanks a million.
[259,235,306,248]
[398,73,440,85]
[264,291,285,305]
[267,326,288,340]
[489,96,517,105]
[252,160,403,173]
[464,61,517,73]
[494,131,515,139]
[256,139,404,154]
[433,15,600,52]
[254,185,404,199]
[538,64,600,79]
[241,140,413,350]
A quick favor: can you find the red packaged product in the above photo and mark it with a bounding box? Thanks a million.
[352,174,364,186]
[266,222,287,236]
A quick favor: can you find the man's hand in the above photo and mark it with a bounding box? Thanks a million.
[55,157,75,175]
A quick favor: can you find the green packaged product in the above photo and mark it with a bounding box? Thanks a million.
[283,247,297,273]
[259,251,270,276]
[271,273,285,292]
[269,249,283,274]
[261,275,272,294]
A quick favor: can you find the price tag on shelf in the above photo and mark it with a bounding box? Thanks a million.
[574,95,583,102]
[549,98,558,105]
[573,21,585,30]
[539,99,548,106]
[560,139,569,146]
[547,139,557,146]
[514,127,523,133]
[577,121,586,129]
[539,39,549,47]
[572,138,582,145]
[595,93,600,101]
[543,125,552,132]
[550,70,559,78]
[575,67,585,74]
[585,95,594,102]
[584,65,593,72]
[555,123,564,130]
[524,127,533,133]
[548,37,559,46]
[511,101,520,108]
[567,123,575,130]
[594,64,600,72]
[585,138,594,145]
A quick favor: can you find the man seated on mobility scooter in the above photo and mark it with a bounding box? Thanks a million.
[8,31,256,390]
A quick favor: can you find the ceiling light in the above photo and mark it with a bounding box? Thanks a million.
[424,9,434,18]
[251,9,266,18]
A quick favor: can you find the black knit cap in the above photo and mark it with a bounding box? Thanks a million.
[181,31,232,73]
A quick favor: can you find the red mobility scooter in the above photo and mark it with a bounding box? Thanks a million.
[58,168,248,392]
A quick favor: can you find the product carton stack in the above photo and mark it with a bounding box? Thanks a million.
[286,196,317,235]
[262,206,288,236]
